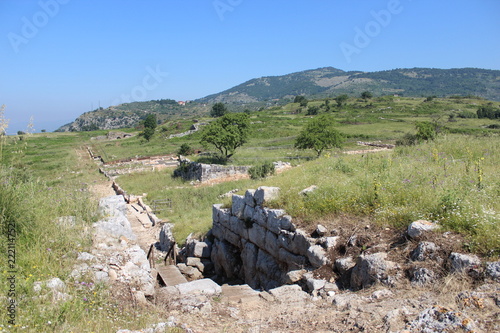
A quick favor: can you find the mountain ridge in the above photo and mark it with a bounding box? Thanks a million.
[57,66,500,132]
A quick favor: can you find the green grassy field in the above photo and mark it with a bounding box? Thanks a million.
[0,96,499,331]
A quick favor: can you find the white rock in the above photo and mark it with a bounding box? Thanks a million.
[254,186,280,206]
[175,278,222,296]
[407,220,438,239]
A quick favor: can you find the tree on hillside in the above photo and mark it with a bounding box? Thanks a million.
[294,95,308,107]
[210,102,229,118]
[295,114,344,157]
[200,113,250,160]
[361,91,373,101]
[141,114,157,141]
[335,94,349,107]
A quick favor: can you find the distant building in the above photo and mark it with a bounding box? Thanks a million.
[177,101,186,106]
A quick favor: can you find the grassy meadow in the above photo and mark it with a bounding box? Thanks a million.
[0,95,499,331]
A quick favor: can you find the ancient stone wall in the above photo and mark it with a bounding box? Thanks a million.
[174,160,250,182]
[210,187,331,290]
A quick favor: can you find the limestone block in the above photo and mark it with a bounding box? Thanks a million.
[279,230,314,256]
[284,269,307,284]
[264,230,279,255]
[269,284,309,304]
[254,186,280,206]
[231,195,246,219]
[322,236,340,249]
[335,257,356,275]
[211,222,224,240]
[407,220,438,239]
[211,240,241,279]
[212,204,223,223]
[229,215,248,240]
[175,278,222,296]
[243,204,255,221]
[159,223,175,251]
[223,227,241,248]
[299,185,318,196]
[350,253,395,290]
[257,249,282,282]
[244,189,256,208]
[449,252,481,274]
[485,261,500,282]
[409,267,436,286]
[306,277,326,295]
[219,208,231,226]
[410,241,439,261]
[267,209,286,234]
[241,240,259,288]
[186,257,202,267]
[252,206,268,227]
[315,224,328,237]
[193,241,212,258]
[248,223,267,249]
[279,215,296,232]
[306,245,329,268]
[278,248,307,270]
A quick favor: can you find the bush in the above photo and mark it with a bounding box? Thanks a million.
[177,143,194,156]
[248,161,275,179]
[457,111,477,119]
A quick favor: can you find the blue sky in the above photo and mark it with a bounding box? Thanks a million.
[1,0,499,133]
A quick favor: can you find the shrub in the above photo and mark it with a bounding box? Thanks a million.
[177,143,194,156]
[457,111,477,119]
[248,161,275,179]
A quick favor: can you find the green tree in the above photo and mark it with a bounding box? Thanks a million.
[334,94,349,107]
[141,127,155,142]
[141,114,157,141]
[177,143,193,156]
[295,114,344,157]
[143,114,157,130]
[361,91,373,101]
[306,106,319,115]
[210,102,229,118]
[200,113,250,160]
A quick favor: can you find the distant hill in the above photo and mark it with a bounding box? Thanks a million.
[195,67,500,105]
[57,67,500,132]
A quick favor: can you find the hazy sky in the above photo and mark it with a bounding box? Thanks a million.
[1,0,499,133]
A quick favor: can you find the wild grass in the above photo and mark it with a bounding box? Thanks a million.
[0,132,174,332]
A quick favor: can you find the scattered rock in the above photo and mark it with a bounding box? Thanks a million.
[409,267,436,286]
[449,252,481,274]
[254,186,280,205]
[410,241,440,261]
[350,253,395,290]
[175,279,222,296]
[485,261,500,282]
[335,257,356,275]
[299,185,318,196]
[407,220,438,239]
[306,245,329,268]
[371,288,393,300]
[159,223,175,251]
[403,305,477,332]
[314,224,328,237]
[268,284,309,304]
